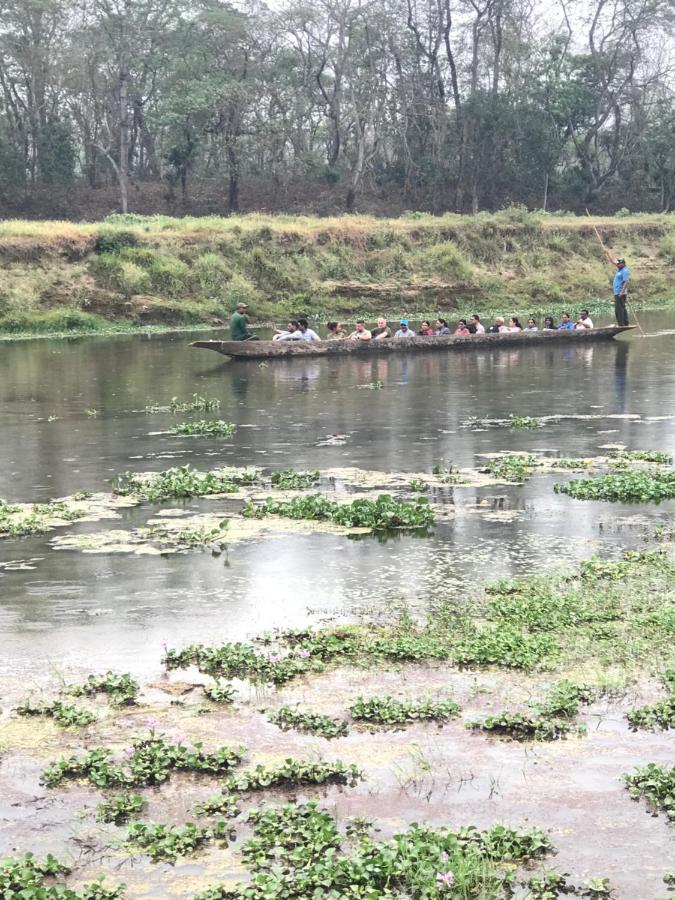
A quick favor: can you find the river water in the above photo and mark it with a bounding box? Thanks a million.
[1,311,675,678]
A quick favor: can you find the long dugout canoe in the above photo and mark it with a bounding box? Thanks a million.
[192,325,634,360]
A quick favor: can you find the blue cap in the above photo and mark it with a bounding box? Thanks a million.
[400,319,409,325]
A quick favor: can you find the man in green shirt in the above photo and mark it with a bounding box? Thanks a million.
[229,302,258,341]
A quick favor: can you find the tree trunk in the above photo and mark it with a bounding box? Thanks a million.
[119,69,130,214]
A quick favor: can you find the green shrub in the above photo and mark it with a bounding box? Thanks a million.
[147,255,193,297]
[418,242,473,281]
[222,272,260,308]
[658,234,675,265]
[117,261,150,296]
[194,252,232,296]
[95,228,139,254]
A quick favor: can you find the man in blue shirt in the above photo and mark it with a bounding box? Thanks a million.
[605,251,630,326]
[557,311,575,330]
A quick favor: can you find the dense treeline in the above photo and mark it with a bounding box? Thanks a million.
[0,0,673,219]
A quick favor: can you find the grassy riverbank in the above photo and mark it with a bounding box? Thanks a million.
[0,210,674,337]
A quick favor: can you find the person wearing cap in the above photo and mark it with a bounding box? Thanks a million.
[229,302,258,341]
[394,319,415,338]
[604,250,630,326]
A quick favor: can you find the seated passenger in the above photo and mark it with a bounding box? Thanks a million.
[435,318,451,335]
[326,321,347,339]
[470,314,485,334]
[506,317,522,332]
[297,317,321,340]
[371,317,392,340]
[394,319,416,338]
[575,309,594,330]
[273,320,302,341]
[487,317,506,334]
[558,311,575,330]
[418,320,434,336]
[348,319,372,341]
[524,317,538,331]
[543,316,556,330]
[454,318,470,335]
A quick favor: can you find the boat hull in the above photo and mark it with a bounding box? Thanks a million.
[192,326,634,360]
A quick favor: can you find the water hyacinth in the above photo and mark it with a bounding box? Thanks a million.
[436,870,455,889]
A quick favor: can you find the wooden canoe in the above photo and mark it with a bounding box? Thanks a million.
[192,326,634,360]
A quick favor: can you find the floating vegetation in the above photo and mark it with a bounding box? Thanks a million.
[195,794,241,818]
[42,730,245,788]
[269,469,320,489]
[608,449,672,465]
[409,478,428,492]
[126,819,234,862]
[96,792,145,825]
[468,711,584,742]
[0,499,85,538]
[203,681,237,704]
[242,493,434,530]
[626,670,675,731]
[538,680,596,718]
[509,414,542,429]
[195,802,553,900]
[16,699,96,729]
[550,457,593,469]
[487,454,538,483]
[170,420,237,437]
[349,695,460,727]
[0,854,125,898]
[145,394,220,414]
[167,549,675,686]
[223,759,362,792]
[554,471,675,503]
[148,521,229,549]
[430,460,468,484]
[65,671,140,706]
[115,465,239,501]
[268,706,349,739]
[624,763,675,821]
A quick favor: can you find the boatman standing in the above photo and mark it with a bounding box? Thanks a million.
[229,302,258,341]
[604,251,630,326]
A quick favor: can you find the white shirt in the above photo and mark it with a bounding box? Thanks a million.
[299,328,321,341]
[473,323,485,334]
[275,330,304,341]
[394,328,416,338]
[576,317,594,329]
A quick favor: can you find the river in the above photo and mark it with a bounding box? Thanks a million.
[1,311,674,678]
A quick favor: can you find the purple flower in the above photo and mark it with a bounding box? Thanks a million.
[436,871,455,890]
[171,732,187,746]
[161,639,168,651]
[296,649,311,658]
[123,746,134,758]
[268,654,282,664]
[145,717,160,731]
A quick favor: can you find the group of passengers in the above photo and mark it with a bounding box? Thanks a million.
[270,310,595,342]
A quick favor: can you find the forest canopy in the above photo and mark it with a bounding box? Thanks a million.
[0,0,673,218]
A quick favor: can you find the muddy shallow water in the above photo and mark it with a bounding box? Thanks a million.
[1,312,674,897]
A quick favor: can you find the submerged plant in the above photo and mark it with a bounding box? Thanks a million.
[242,493,434,530]
[96,792,145,824]
[126,819,233,862]
[170,420,237,437]
[42,730,245,788]
[349,695,460,727]
[65,671,140,706]
[269,469,320,489]
[145,394,220,414]
[0,853,124,898]
[623,763,675,821]
[16,699,96,729]
[268,706,349,739]
[223,759,362,792]
[554,471,675,503]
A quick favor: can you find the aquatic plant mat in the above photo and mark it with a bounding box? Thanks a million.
[1,538,674,897]
[2,453,675,897]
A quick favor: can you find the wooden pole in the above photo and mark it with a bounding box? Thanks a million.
[585,209,645,337]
